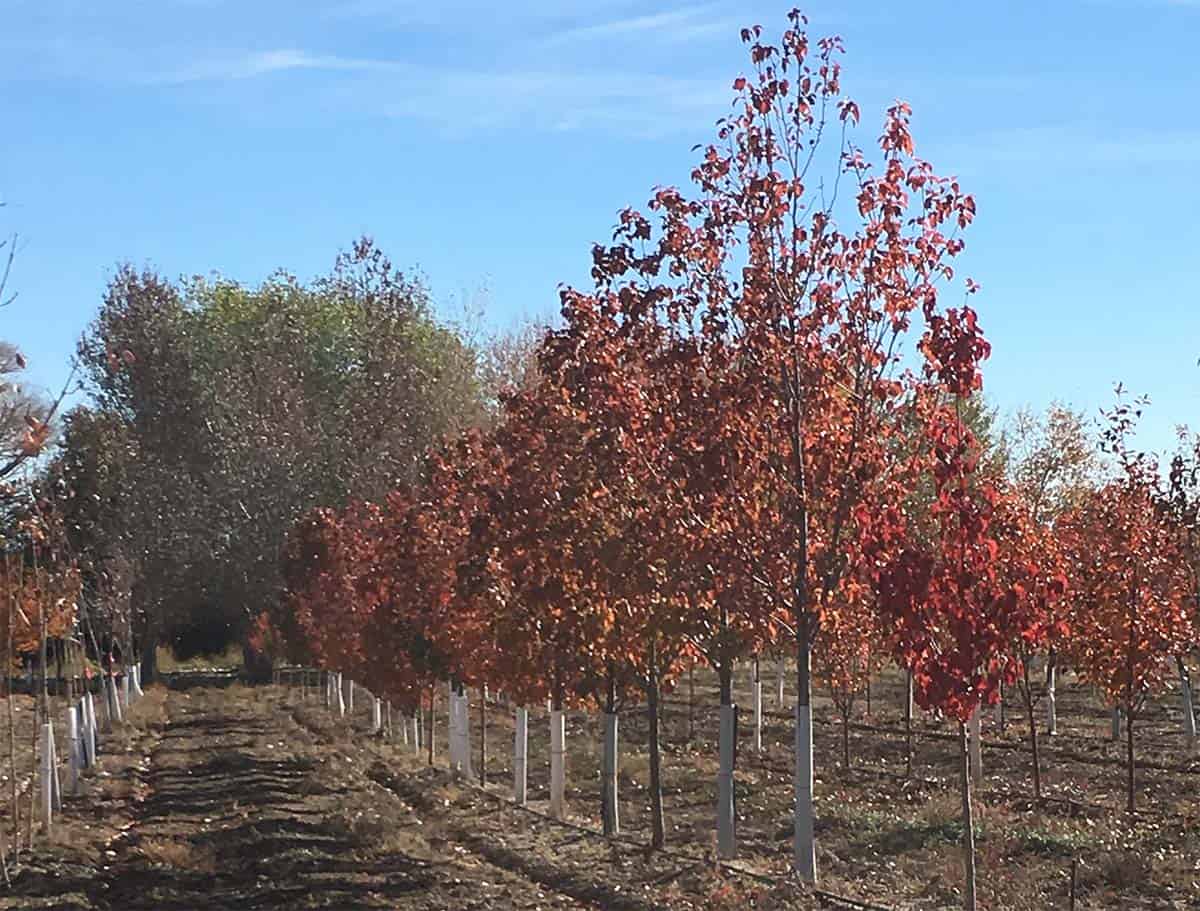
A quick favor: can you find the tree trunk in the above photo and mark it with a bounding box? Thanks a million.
[794,626,817,881]
[513,706,528,805]
[968,710,982,783]
[139,629,159,687]
[1176,657,1196,749]
[646,652,665,850]
[753,655,763,753]
[904,670,914,778]
[1045,650,1057,736]
[241,642,272,684]
[549,695,566,820]
[958,721,978,911]
[480,684,487,787]
[1026,695,1042,801]
[1022,663,1041,801]
[1126,705,1136,814]
[6,585,18,859]
[601,710,619,836]
[687,664,696,741]
[841,708,850,768]
[717,660,736,859]
[1111,705,1121,742]
[427,684,435,766]
[447,681,459,770]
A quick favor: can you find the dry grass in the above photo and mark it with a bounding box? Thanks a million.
[135,835,217,872]
[155,644,243,672]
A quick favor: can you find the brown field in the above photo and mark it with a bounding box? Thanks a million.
[0,668,1194,910]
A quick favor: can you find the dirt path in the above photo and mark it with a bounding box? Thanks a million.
[4,685,765,911]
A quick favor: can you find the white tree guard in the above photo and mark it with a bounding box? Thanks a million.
[514,707,529,805]
[448,686,462,770]
[344,677,355,713]
[968,710,982,783]
[446,683,459,769]
[109,676,123,724]
[121,671,131,709]
[372,697,382,734]
[601,711,619,834]
[1046,663,1057,735]
[67,707,80,794]
[413,713,422,754]
[794,699,817,880]
[83,694,97,766]
[1111,706,1121,741]
[49,726,62,812]
[549,709,565,819]
[717,703,736,858]
[133,664,144,698]
[336,674,346,717]
[459,690,473,777]
[777,658,786,707]
[40,722,54,831]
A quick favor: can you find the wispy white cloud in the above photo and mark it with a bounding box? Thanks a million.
[322,0,633,29]
[156,49,399,84]
[140,47,729,138]
[941,124,1200,171]
[543,5,734,45]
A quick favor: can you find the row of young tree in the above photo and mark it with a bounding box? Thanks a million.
[256,13,1200,909]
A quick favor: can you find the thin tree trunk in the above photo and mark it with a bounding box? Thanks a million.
[549,693,565,820]
[26,709,36,849]
[427,684,434,766]
[958,721,978,911]
[687,664,695,741]
[753,655,762,753]
[601,677,618,836]
[904,670,914,779]
[1045,649,1057,736]
[6,556,18,860]
[646,644,665,850]
[1022,663,1042,801]
[968,710,982,783]
[1126,705,1136,814]
[995,679,1004,732]
[1176,656,1196,749]
[601,709,619,836]
[513,706,528,805]
[717,659,735,859]
[794,624,816,881]
[479,684,487,787]
[841,707,850,768]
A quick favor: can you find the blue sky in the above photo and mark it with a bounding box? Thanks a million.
[2,0,1198,454]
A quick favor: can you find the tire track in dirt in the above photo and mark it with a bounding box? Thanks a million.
[86,688,436,910]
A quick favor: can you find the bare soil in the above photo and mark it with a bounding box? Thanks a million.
[0,670,1194,910]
